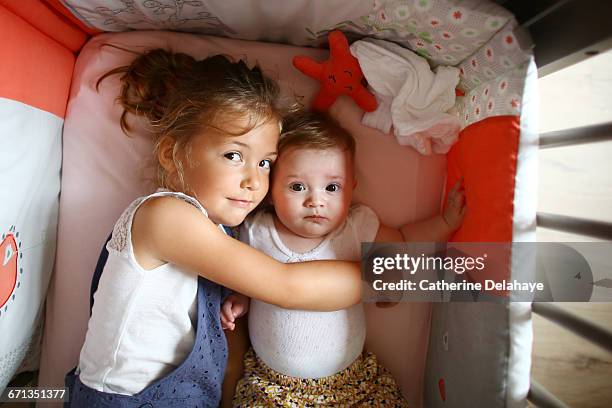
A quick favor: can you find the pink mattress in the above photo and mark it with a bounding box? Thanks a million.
[38,31,447,407]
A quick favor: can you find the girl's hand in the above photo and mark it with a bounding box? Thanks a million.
[443,179,466,232]
[221,294,250,331]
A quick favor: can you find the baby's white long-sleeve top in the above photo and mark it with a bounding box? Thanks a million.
[240,204,380,378]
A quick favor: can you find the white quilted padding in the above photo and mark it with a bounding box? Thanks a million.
[0,98,62,392]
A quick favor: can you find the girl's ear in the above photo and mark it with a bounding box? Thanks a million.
[158,135,177,174]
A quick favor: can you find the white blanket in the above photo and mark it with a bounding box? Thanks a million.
[351,38,461,155]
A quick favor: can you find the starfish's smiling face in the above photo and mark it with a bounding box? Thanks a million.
[292,30,378,112]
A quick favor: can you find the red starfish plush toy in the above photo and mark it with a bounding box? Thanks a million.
[293,30,378,112]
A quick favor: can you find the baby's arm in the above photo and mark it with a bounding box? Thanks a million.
[221,293,249,331]
[375,179,466,243]
[371,180,465,307]
[132,196,361,311]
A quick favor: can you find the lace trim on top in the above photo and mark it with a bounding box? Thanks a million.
[107,190,206,253]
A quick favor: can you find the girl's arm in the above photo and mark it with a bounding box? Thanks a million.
[375,179,466,243]
[132,196,361,311]
[220,316,249,408]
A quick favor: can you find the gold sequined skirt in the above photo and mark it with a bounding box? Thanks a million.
[233,348,410,407]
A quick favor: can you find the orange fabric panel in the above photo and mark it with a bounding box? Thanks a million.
[1,0,89,52]
[445,115,520,290]
[43,0,101,36]
[0,6,75,118]
[445,115,520,243]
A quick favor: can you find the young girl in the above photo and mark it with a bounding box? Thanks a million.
[65,50,364,408]
[224,111,466,407]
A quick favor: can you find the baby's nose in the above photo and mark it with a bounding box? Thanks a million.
[305,192,324,207]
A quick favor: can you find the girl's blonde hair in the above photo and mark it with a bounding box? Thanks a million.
[98,48,281,191]
[278,110,355,159]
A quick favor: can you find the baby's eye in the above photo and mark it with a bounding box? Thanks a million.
[326,183,341,192]
[224,152,242,162]
[259,159,272,169]
[289,183,306,192]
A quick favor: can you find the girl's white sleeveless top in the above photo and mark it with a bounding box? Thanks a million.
[242,204,380,378]
[77,190,224,395]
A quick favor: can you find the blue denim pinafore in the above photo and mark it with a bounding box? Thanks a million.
[66,276,229,408]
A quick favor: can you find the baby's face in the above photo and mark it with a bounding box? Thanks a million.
[271,146,355,239]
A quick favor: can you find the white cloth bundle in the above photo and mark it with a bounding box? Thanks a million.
[350,38,461,155]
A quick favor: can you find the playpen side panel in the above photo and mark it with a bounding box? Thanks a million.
[425,116,520,408]
[424,58,538,407]
[0,98,63,392]
[2,0,90,53]
[0,5,75,118]
[43,0,101,36]
[446,115,520,243]
[0,3,72,392]
[505,57,539,408]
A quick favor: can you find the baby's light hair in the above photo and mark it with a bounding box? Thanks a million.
[278,111,356,160]
[98,48,282,192]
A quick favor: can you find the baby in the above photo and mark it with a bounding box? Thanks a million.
[224,111,465,406]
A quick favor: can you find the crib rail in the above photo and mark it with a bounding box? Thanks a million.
[528,379,570,408]
[537,121,612,240]
[531,303,612,354]
[538,122,612,149]
[499,0,612,76]
[536,213,612,241]
[529,88,612,404]
[528,303,612,408]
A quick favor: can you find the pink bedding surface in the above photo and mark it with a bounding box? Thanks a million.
[38,31,446,407]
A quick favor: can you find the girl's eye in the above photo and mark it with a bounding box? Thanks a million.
[224,152,242,162]
[326,183,341,192]
[290,183,306,192]
[259,159,272,169]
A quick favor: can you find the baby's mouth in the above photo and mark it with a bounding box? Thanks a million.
[304,215,328,222]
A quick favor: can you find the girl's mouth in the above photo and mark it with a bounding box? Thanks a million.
[227,198,253,208]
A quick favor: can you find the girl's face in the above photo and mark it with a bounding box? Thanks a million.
[179,119,280,226]
[271,146,355,239]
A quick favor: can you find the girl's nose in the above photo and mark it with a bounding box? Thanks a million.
[241,167,261,191]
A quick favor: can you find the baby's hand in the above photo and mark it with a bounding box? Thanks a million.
[443,179,466,232]
[221,294,250,331]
